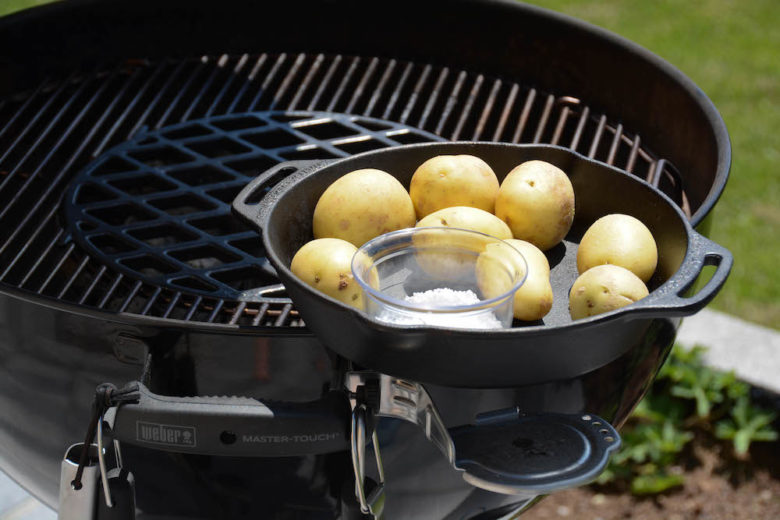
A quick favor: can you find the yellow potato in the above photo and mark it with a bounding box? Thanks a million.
[409,155,500,219]
[475,241,525,300]
[495,160,575,251]
[569,264,649,320]
[507,239,553,321]
[577,214,658,283]
[416,206,512,239]
[476,239,553,321]
[413,207,511,281]
[290,238,364,308]
[313,168,416,247]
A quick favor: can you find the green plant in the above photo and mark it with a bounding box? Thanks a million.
[715,395,778,458]
[660,346,742,420]
[596,344,779,494]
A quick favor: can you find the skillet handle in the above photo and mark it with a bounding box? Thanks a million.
[232,159,332,230]
[629,231,733,318]
[106,382,351,457]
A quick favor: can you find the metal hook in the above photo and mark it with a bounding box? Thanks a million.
[96,418,113,508]
[350,405,385,516]
[113,439,123,469]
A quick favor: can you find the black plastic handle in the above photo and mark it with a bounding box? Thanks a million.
[626,230,733,318]
[107,382,351,457]
[232,159,331,231]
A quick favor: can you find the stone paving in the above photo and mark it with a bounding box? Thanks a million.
[1,309,777,518]
[676,309,780,394]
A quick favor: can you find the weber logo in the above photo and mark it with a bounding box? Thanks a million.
[136,421,197,448]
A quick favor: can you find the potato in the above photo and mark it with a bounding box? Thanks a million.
[569,264,649,320]
[413,207,510,280]
[476,239,553,321]
[495,160,575,251]
[313,168,416,247]
[416,206,512,239]
[290,238,364,308]
[409,155,500,219]
[475,241,526,302]
[507,239,554,320]
[577,214,658,283]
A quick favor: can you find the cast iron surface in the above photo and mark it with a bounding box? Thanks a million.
[233,142,732,387]
[64,111,440,299]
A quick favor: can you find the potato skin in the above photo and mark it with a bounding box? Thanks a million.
[495,160,575,251]
[476,241,527,304]
[577,214,658,283]
[569,264,649,320]
[409,155,500,219]
[506,239,553,321]
[290,238,364,308]
[416,206,512,239]
[313,168,416,247]
[476,239,553,321]
[414,207,511,280]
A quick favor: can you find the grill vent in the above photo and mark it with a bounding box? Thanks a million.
[0,53,688,328]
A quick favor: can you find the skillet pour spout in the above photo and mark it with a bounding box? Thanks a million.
[233,142,732,388]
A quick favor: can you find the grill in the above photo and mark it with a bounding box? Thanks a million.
[0,1,731,517]
[0,53,689,327]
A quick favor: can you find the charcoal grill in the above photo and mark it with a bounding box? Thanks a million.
[0,1,730,518]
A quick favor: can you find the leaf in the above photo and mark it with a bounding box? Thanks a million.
[595,469,614,484]
[752,430,779,442]
[631,473,685,495]
[714,395,778,456]
[714,421,736,439]
[734,430,752,457]
[694,385,711,418]
[725,378,750,400]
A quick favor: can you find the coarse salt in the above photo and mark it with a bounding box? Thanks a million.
[376,288,503,329]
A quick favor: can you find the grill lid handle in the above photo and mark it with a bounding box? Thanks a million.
[104,382,351,457]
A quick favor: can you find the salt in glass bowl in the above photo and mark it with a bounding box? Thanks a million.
[351,227,527,329]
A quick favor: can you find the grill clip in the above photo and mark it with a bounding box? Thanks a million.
[58,384,137,519]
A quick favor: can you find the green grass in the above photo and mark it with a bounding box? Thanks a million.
[0,0,54,17]
[2,0,777,328]
[525,0,780,328]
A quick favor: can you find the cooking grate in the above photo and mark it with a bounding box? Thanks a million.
[0,53,689,328]
[64,111,441,300]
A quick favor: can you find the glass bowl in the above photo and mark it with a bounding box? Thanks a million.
[351,227,527,329]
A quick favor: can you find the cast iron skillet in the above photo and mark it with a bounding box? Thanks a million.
[233,143,732,387]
